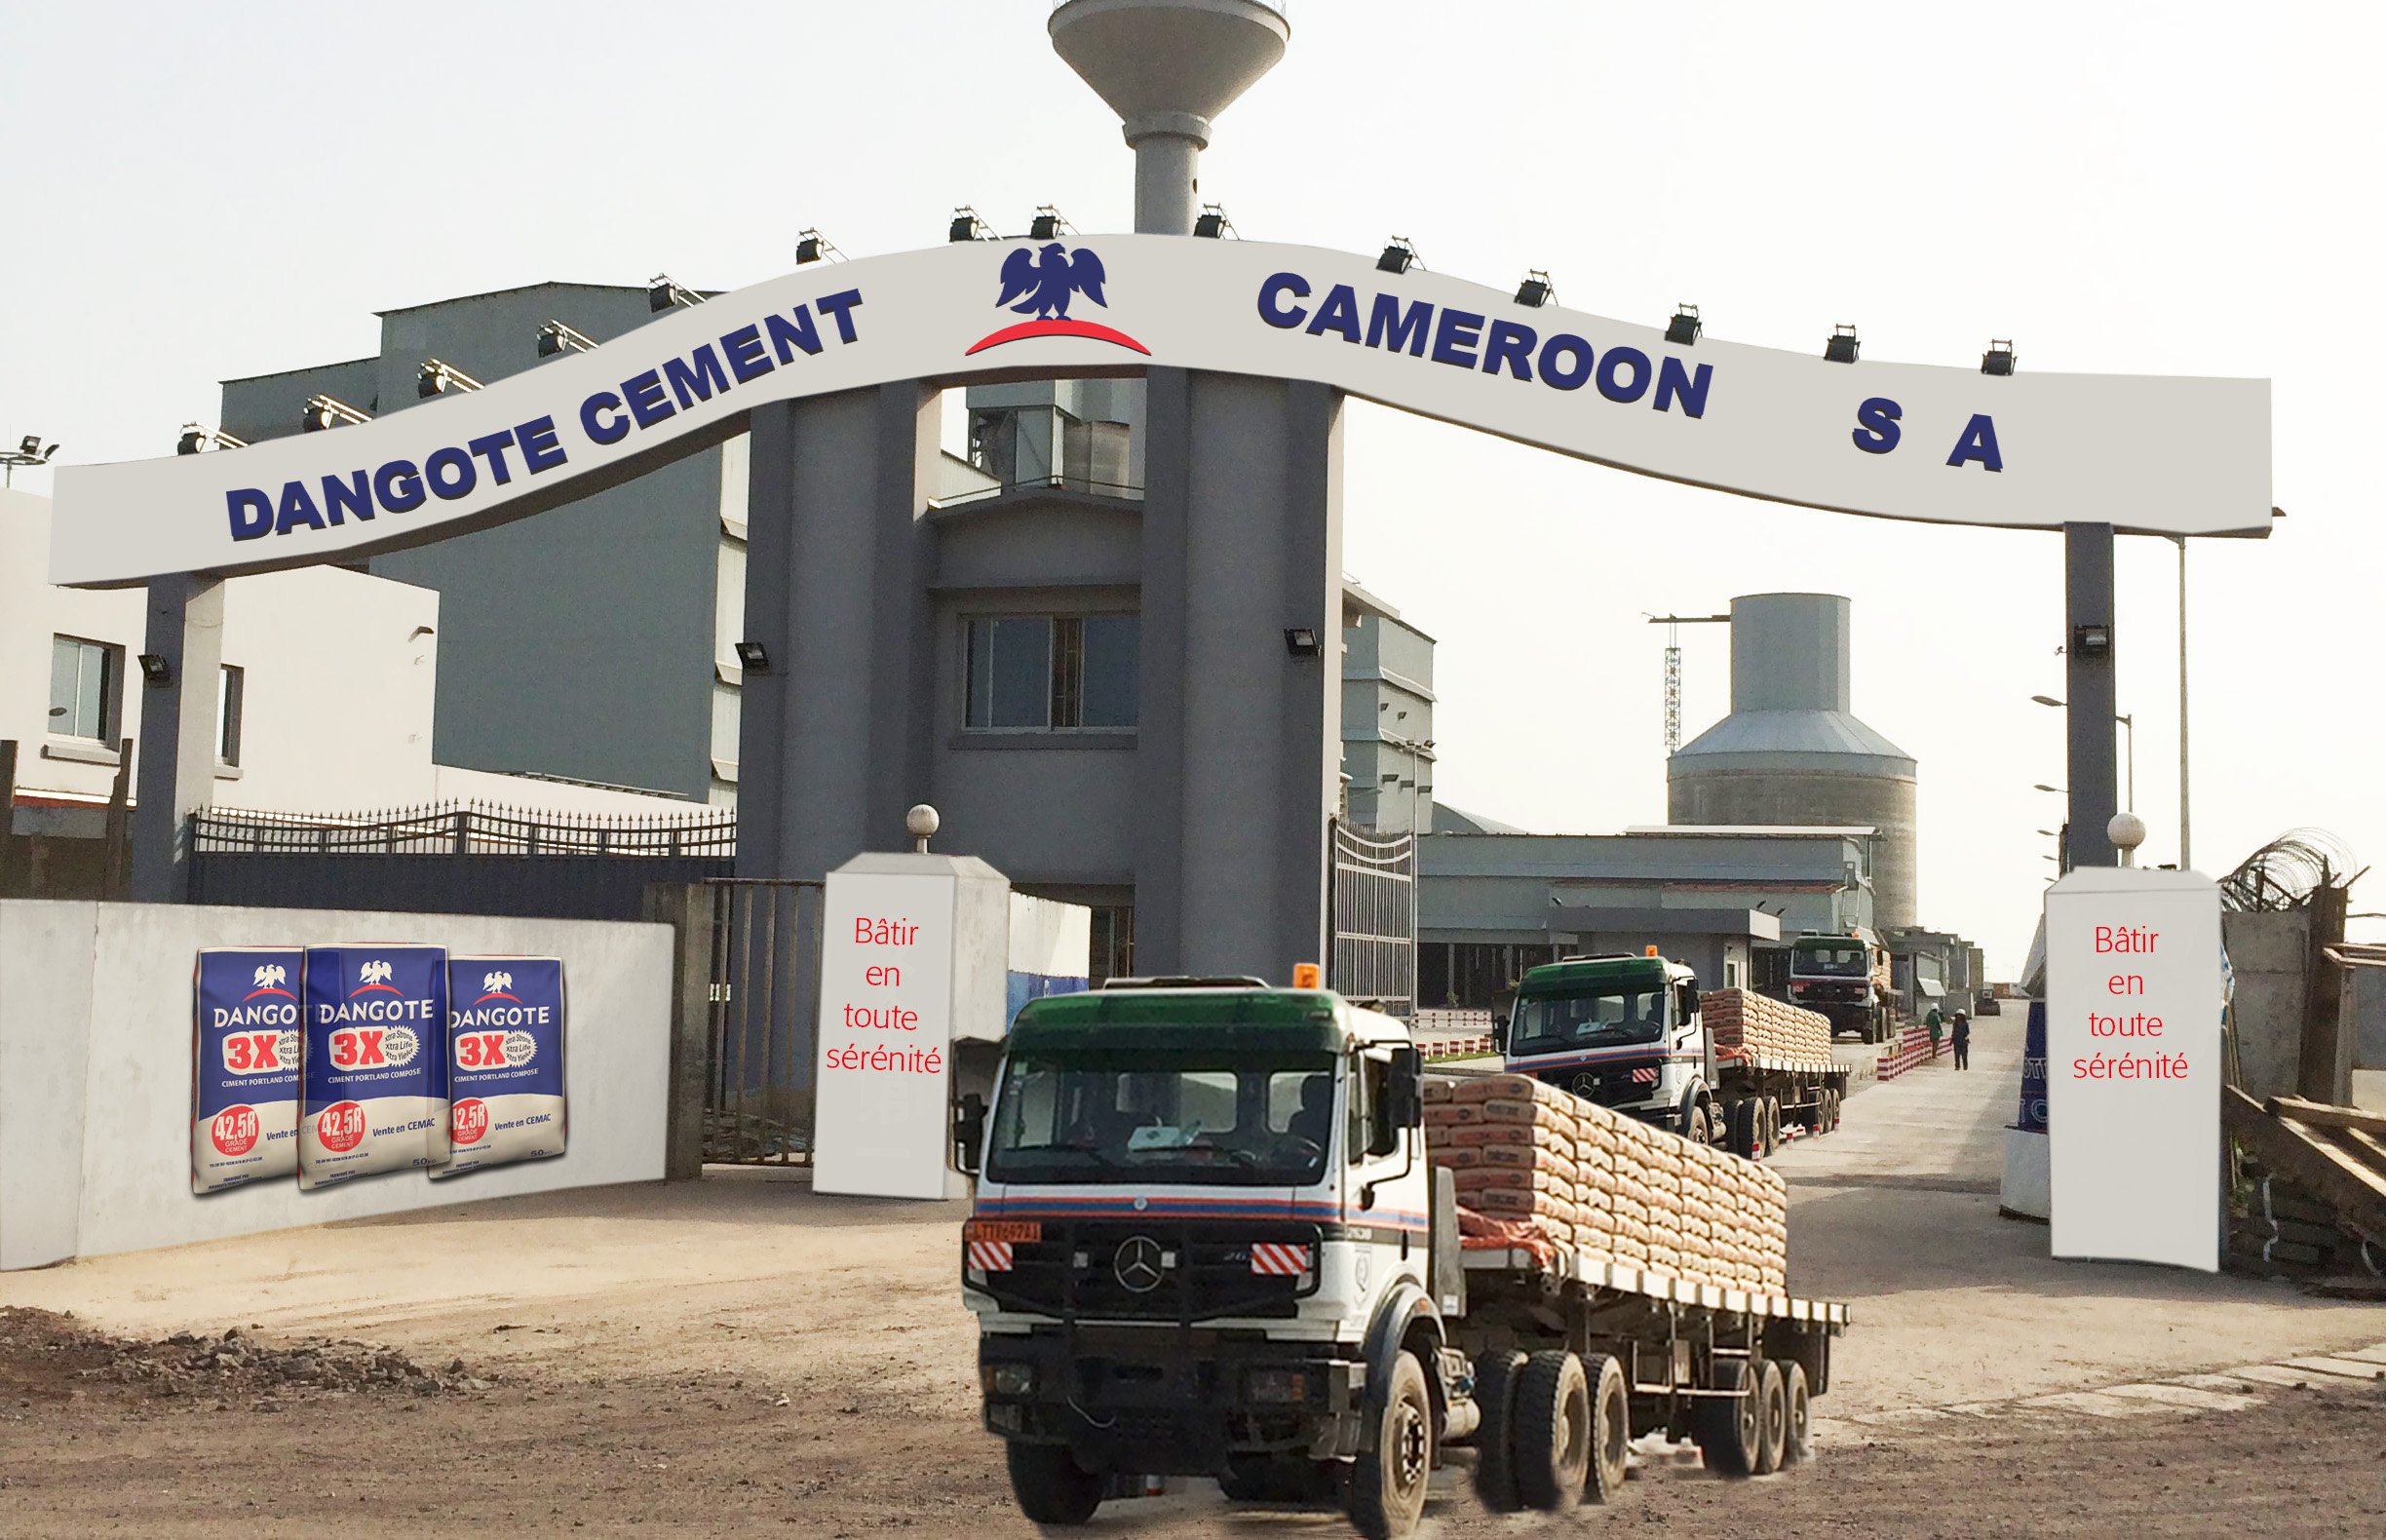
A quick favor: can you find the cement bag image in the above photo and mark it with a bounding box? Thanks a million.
[299,943,450,1190]
[433,956,567,1178]
[192,947,305,1194]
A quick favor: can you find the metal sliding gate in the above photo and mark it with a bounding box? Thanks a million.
[1328,819,1418,1018]
[702,878,825,1165]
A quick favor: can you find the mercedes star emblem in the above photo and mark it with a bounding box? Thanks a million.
[1113,1236,1165,1293]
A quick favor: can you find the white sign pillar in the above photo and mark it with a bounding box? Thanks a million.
[2044,866,2224,1271]
[813,852,1010,1200]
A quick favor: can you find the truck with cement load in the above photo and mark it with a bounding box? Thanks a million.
[1497,954,1847,1160]
[1785,928,1898,1043]
[955,979,1849,1538]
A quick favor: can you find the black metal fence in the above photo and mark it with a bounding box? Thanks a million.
[701,879,825,1165]
[1328,819,1417,1017]
[187,802,735,920]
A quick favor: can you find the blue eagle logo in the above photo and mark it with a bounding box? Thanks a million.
[965,244,1147,357]
[994,243,1109,320]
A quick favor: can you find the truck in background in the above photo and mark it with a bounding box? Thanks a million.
[956,979,1849,1538]
[1784,929,1898,1044]
[1496,954,1847,1160]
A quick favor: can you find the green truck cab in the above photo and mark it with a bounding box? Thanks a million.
[1501,953,1848,1160]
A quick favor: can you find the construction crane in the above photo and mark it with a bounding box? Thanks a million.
[1645,612,1730,754]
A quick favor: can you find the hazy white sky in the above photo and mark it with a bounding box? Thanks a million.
[2,2,2375,972]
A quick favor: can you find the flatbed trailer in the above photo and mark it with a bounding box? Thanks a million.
[1444,1227,1850,1501]
[1708,1037,1846,1158]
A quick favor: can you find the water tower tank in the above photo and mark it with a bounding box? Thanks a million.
[1667,593,1920,931]
[1049,0,1290,234]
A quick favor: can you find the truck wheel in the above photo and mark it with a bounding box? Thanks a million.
[1471,1349,1526,1513]
[1348,1350,1434,1540]
[1779,1361,1812,1466]
[1727,1099,1759,1161]
[1512,1350,1592,1512]
[1828,1088,1842,1132]
[1684,1099,1716,1147]
[1694,1359,1761,1479]
[1583,1354,1631,1504]
[1005,1443,1103,1525]
[1762,1096,1783,1156]
[1752,1359,1788,1476]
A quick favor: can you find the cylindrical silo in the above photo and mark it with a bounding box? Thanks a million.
[1667,593,1919,930]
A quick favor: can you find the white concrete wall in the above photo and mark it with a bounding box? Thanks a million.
[4,487,441,813]
[7,489,713,825]
[0,899,673,1271]
[217,565,442,809]
[429,765,706,814]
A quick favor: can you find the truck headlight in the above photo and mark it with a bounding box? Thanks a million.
[981,1362,1035,1397]
[1248,1367,1309,1405]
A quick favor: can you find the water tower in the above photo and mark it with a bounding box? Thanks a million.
[1049,0,1290,234]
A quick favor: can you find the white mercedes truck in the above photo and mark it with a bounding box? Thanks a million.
[955,978,1850,1538]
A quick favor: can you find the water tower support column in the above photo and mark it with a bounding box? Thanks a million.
[1125,111,1208,235]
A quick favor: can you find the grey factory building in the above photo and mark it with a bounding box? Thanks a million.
[1417,824,1883,1010]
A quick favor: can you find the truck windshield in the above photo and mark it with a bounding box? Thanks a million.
[1509,987,1667,1055]
[1793,943,1868,977]
[984,1052,1338,1186]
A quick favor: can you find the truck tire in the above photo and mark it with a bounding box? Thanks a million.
[1583,1353,1631,1504]
[1727,1099,1760,1161]
[1752,1358,1788,1476]
[1779,1361,1812,1466]
[1471,1349,1526,1513]
[1762,1096,1783,1156]
[1347,1349,1434,1540]
[1828,1088,1842,1132]
[1511,1350,1592,1513]
[1005,1442,1104,1526]
[1694,1359,1762,1479]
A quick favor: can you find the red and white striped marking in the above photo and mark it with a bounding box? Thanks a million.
[967,1240,1015,1272]
[1250,1243,1312,1277]
[1630,1066,1659,1084]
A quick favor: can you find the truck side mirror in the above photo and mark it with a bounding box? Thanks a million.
[954,1092,986,1175]
[1681,985,1701,1019]
[1385,1046,1423,1132]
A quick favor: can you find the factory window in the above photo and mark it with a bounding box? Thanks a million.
[216,666,245,767]
[48,635,121,743]
[965,614,1137,731]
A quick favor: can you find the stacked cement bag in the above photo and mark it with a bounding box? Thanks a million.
[1702,988,1835,1072]
[1427,1073,1790,1295]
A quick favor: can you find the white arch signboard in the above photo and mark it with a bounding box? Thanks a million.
[50,236,2270,587]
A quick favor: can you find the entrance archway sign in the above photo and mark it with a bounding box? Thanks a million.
[48,236,2269,588]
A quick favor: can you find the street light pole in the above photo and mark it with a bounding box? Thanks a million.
[2032,697,2133,817]
[2118,712,2135,813]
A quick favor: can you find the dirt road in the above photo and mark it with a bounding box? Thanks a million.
[5,1007,2381,1536]
[7,1303,2384,1538]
